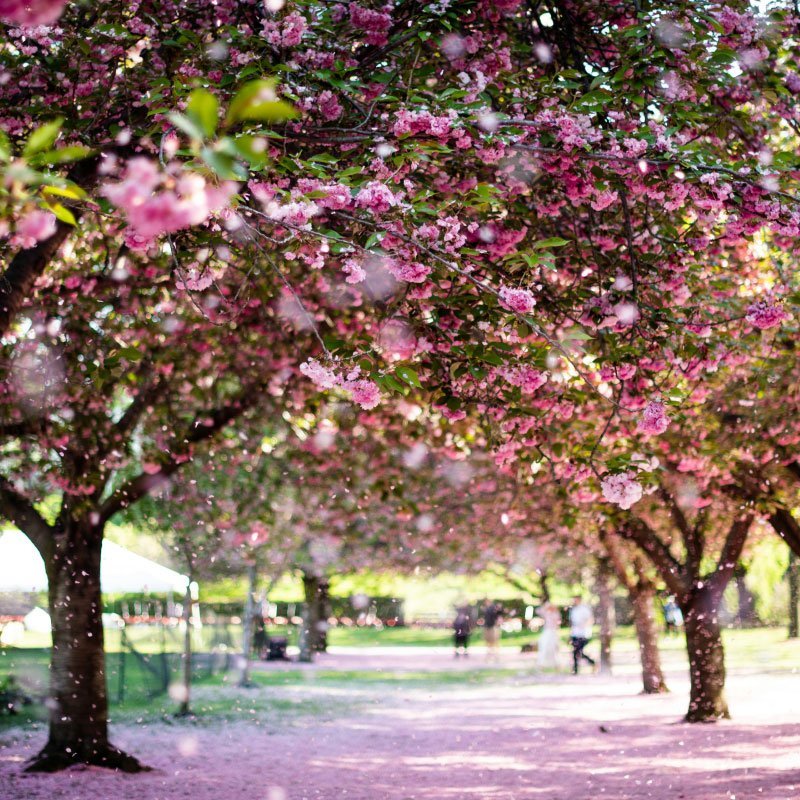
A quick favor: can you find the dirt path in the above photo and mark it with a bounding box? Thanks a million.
[2,649,800,799]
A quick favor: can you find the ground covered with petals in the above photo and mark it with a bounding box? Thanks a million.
[2,646,799,800]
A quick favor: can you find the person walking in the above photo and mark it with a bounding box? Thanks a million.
[453,607,472,657]
[536,601,561,669]
[483,600,502,660]
[569,595,596,674]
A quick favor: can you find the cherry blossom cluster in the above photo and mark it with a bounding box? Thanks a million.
[637,401,669,436]
[101,158,236,252]
[300,359,381,410]
[0,0,66,26]
[601,472,643,510]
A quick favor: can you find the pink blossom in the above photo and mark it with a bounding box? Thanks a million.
[591,189,618,211]
[14,209,56,248]
[386,260,430,283]
[262,11,307,47]
[346,378,381,409]
[0,0,67,26]
[299,359,338,389]
[280,11,307,46]
[342,258,366,284]
[745,299,787,330]
[503,366,547,394]
[354,181,398,214]
[638,401,669,435]
[786,73,800,94]
[601,472,643,510]
[498,285,536,314]
[318,90,343,121]
[349,2,392,46]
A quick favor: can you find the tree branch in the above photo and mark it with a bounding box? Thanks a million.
[599,529,634,593]
[769,508,800,558]
[659,485,702,574]
[711,514,754,593]
[0,475,54,555]
[97,396,253,524]
[621,516,688,597]
[0,158,99,337]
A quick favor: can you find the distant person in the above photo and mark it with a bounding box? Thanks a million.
[569,595,596,675]
[453,607,471,657]
[663,596,683,634]
[483,601,502,660]
[537,602,561,669]
[252,614,268,660]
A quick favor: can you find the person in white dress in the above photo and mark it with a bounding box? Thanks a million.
[537,602,561,669]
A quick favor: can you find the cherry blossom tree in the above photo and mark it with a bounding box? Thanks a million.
[2,0,800,772]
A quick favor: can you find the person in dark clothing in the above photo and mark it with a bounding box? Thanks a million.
[569,595,596,674]
[483,601,502,660]
[453,608,471,657]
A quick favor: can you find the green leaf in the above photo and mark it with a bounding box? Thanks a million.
[42,183,87,201]
[396,366,422,389]
[43,201,76,225]
[229,135,268,169]
[0,130,10,162]
[167,112,206,141]
[226,79,298,125]
[186,88,219,138]
[29,145,93,167]
[24,119,64,157]
[201,147,248,180]
[118,346,143,361]
[532,237,569,249]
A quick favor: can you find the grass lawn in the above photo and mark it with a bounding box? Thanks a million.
[2,625,799,735]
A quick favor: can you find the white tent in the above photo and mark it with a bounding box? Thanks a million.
[0,529,189,594]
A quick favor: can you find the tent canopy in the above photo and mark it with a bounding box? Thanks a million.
[0,529,189,594]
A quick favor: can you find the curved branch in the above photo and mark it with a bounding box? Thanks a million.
[97,397,253,524]
[0,476,54,555]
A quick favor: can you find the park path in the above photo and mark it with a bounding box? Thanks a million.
[2,648,800,800]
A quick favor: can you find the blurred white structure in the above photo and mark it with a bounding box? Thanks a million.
[0,528,189,594]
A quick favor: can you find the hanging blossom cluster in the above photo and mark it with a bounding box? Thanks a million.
[11,208,57,249]
[638,400,669,436]
[498,285,537,314]
[101,158,237,251]
[601,472,643,510]
[745,298,788,330]
[0,0,66,26]
[300,359,381,410]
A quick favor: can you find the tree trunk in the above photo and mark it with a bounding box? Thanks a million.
[27,522,145,772]
[177,583,192,716]
[682,586,729,721]
[239,563,257,687]
[299,572,329,662]
[789,552,799,639]
[630,583,668,694]
[596,559,614,674]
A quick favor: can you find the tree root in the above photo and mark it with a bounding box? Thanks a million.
[25,743,150,773]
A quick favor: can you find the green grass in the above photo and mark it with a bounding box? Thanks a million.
[3,625,800,736]
[327,625,542,648]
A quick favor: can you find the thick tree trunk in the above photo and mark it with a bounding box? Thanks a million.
[630,583,668,694]
[27,522,145,772]
[789,552,799,639]
[596,559,614,674]
[299,572,329,662]
[682,587,729,721]
[239,563,257,687]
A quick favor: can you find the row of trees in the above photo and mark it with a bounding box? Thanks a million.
[0,0,798,773]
